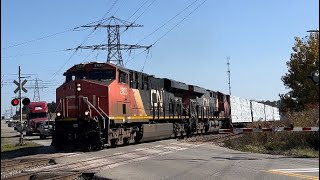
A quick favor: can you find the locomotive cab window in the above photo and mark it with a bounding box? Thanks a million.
[89,70,115,81]
[119,70,128,84]
[66,74,85,83]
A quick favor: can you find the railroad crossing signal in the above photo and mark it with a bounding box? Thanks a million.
[14,79,28,93]
[22,98,30,106]
[11,98,19,106]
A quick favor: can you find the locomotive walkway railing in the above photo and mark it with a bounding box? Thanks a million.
[83,97,107,129]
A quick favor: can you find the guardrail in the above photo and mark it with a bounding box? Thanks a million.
[219,127,319,134]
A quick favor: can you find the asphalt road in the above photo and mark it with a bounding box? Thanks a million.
[24,139,318,180]
[1,120,52,146]
[2,120,319,180]
[93,141,319,180]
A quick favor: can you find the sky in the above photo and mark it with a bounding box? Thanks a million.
[1,0,319,117]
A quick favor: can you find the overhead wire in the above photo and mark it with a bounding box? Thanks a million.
[1,49,66,59]
[101,0,120,21]
[125,0,203,66]
[1,29,72,50]
[1,0,119,51]
[132,0,157,24]
[152,0,208,46]
[137,0,200,45]
[142,0,207,70]
[43,0,120,91]
[141,47,152,72]
[81,38,108,63]
[126,0,150,22]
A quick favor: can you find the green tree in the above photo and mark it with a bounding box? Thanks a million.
[258,100,280,107]
[280,32,319,111]
[47,101,56,113]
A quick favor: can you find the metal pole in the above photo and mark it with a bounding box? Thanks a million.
[227,57,231,96]
[18,66,24,145]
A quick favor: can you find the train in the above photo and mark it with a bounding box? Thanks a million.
[52,62,280,151]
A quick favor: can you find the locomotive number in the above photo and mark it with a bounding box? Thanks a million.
[120,87,128,95]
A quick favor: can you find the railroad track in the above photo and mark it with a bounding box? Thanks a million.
[2,171,86,180]
[1,134,236,179]
[1,158,54,179]
[181,133,243,144]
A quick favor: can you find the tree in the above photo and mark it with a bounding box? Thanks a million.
[280,32,319,111]
[47,101,56,113]
[258,100,280,107]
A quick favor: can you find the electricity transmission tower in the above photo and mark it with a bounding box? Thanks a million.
[33,78,40,102]
[71,16,151,66]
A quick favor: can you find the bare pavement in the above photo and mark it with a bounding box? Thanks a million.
[1,120,319,180]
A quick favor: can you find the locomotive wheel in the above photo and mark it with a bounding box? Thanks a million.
[110,139,118,148]
[123,138,129,146]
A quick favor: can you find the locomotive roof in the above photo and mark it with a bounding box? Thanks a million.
[63,62,227,95]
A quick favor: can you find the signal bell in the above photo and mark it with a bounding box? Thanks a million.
[11,98,19,106]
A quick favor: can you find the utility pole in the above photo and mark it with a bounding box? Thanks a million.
[227,57,231,96]
[13,66,28,145]
[1,74,4,88]
[69,16,151,66]
[18,66,23,145]
[10,106,13,118]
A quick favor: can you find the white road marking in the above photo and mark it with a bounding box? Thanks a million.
[271,168,319,173]
[153,145,164,148]
[163,146,184,150]
[169,142,179,145]
[133,148,148,151]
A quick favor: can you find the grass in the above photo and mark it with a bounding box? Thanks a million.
[224,132,319,158]
[1,138,41,153]
[224,109,319,158]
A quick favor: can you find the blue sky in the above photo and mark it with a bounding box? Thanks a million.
[1,0,319,116]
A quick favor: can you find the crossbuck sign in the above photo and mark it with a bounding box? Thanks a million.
[13,79,28,93]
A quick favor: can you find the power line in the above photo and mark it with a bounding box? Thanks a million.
[132,0,157,24]
[126,0,208,69]
[1,30,72,50]
[126,0,150,22]
[1,1,120,51]
[152,0,208,46]
[49,1,120,81]
[101,0,120,22]
[1,49,66,59]
[136,0,200,45]
[81,39,108,63]
[141,47,152,72]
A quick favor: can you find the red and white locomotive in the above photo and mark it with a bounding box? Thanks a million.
[52,62,231,150]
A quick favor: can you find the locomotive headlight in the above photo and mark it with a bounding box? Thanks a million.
[76,83,82,92]
[56,112,61,117]
[84,109,90,116]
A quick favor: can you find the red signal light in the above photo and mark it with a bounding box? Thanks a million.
[11,98,19,106]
